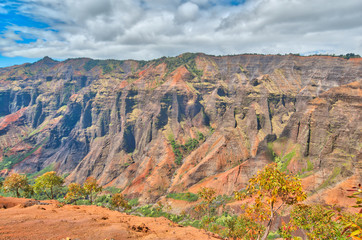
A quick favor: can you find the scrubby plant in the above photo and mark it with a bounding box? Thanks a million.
[197,132,205,142]
[104,186,122,194]
[183,138,199,152]
[128,198,139,207]
[168,134,205,165]
[95,194,111,206]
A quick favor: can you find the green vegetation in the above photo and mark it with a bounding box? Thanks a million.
[166,192,199,202]
[275,151,295,172]
[168,134,205,165]
[169,137,183,165]
[306,158,314,171]
[63,177,103,204]
[128,198,139,207]
[27,163,55,180]
[104,186,122,194]
[299,159,315,178]
[83,59,124,74]
[28,121,49,137]
[316,167,341,191]
[183,138,200,152]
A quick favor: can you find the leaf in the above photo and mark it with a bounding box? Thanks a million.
[351,230,361,237]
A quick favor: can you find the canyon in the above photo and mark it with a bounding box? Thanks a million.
[0,53,361,205]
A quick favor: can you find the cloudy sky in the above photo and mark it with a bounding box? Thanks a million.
[0,0,361,67]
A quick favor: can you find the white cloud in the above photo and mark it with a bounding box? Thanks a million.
[175,2,199,22]
[1,0,361,60]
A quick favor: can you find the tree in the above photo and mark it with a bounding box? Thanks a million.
[225,215,265,240]
[34,171,64,199]
[83,177,102,204]
[235,163,306,240]
[2,173,30,197]
[344,184,362,239]
[195,187,217,217]
[22,184,34,198]
[283,204,348,239]
[65,183,84,204]
[111,193,131,211]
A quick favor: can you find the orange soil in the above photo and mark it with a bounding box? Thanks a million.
[304,174,361,213]
[0,197,221,240]
[119,80,128,88]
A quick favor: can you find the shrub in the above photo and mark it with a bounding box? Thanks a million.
[166,192,199,202]
[129,198,139,207]
[169,136,203,165]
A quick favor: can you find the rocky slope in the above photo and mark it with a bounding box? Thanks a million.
[0,53,361,204]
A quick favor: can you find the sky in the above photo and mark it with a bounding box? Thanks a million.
[0,0,361,67]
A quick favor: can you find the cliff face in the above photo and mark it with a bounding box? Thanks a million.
[0,53,361,203]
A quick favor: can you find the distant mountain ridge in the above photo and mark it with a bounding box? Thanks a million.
[0,53,361,205]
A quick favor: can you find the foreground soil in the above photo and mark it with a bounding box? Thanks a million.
[0,197,221,240]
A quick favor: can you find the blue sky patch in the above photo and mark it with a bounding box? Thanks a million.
[0,55,39,68]
[0,1,50,33]
[229,0,246,6]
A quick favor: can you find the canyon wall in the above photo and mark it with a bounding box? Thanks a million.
[0,53,360,203]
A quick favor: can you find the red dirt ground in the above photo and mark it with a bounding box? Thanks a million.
[0,196,221,240]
